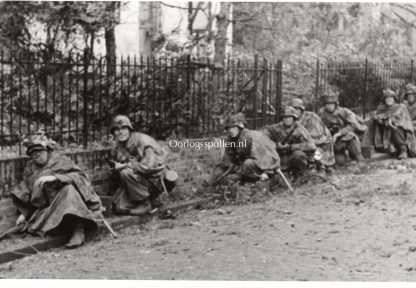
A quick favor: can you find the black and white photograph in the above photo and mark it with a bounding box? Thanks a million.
[0,0,416,285]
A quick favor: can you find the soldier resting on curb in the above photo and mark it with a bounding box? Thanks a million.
[319,92,367,164]
[206,113,280,186]
[373,88,416,160]
[290,98,335,174]
[108,115,178,216]
[11,130,103,249]
[263,106,316,181]
[402,84,416,132]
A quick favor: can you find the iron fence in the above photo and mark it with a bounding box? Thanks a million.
[0,51,283,154]
[316,59,415,117]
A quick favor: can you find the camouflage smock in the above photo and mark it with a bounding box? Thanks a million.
[11,153,102,236]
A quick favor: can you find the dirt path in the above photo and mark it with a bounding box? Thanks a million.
[2,159,416,280]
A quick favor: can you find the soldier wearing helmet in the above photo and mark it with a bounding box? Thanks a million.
[403,84,416,129]
[319,91,367,164]
[263,106,316,181]
[290,98,335,173]
[206,113,280,185]
[11,130,103,249]
[109,115,177,216]
[373,88,416,159]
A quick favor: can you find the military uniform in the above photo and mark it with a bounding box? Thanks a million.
[319,93,367,163]
[290,98,335,168]
[403,84,416,130]
[11,130,102,249]
[208,113,280,184]
[373,89,416,159]
[109,115,177,215]
[263,107,316,177]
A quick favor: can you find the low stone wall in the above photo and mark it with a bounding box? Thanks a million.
[0,139,223,232]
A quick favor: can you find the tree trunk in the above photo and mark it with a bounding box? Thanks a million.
[214,2,231,65]
[105,26,116,77]
[105,2,119,77]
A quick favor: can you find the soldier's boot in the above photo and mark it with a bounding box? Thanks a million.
[347,138,364,162]
[398,146,408,160]
[149,196,164,214]
[129,199,151,216]
[355,154,364,162]
[65,222,85,249]
[392,128,408,160]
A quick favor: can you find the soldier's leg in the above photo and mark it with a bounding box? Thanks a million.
[391,127,408,159]
[119,168,150,203]
[334,140,347,165]
[240,159,263,181]
[288,150,308,177]
[346,137,364,161]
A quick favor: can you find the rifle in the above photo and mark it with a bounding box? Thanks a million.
[274,122,298,153]
[277,169,294,193]
[105,156,130,170]
[0,223,26,241]
[215,165,236,185]
[281,122,299,145]
[104,156,116,169]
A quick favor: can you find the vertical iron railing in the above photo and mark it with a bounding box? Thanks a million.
[316,59,416,117]
[0,53,283,154]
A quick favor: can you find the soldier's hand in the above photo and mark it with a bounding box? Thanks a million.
[388,118,396,129]
[34,175,58,188]
[16,214,26,226]
[333,132,341,142]
[259,173,269,181]
[277,142,289,151]
[115,162,127,171]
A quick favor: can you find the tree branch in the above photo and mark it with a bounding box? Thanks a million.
[159,1,200,11]
[189,2,205,29]
[391,3,416,19]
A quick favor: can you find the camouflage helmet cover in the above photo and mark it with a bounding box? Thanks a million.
[406,84,416,96]
[383,88,397,100]
[224,113,246,129]
[25,129,55,156]
[322,92,339,104]
[281,106,299,119]
[290,98,305,111]
[111,115,133,133]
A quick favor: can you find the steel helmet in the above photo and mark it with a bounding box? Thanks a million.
[111,115,134,134]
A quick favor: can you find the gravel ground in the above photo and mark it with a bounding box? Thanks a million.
[2,158,416,280]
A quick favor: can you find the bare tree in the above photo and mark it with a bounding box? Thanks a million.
[214,2,231,65]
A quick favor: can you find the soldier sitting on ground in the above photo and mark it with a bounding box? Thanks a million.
[109,115,177,216]
[319,92,367,164]
[373,88,416,160]
[10,130,103,249]
[206,113,280,186]
[402,84,416,131]
[263,106,316,181]
[290,98,335,174]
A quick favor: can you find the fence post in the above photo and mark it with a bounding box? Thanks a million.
[314,59,320,113]
[253,54,259,128]
[275,60,283,122]
[261,58,268,127]
[83,48,89,148]
[185,54,191,138]
[363,58,368,119]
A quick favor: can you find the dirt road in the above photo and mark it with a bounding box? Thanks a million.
[2,159,416,280]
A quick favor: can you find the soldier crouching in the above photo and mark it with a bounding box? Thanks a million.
[319,92,367,164]
[108,115,178,216]
[207,113,280,185]
[263,106,316,180]
[373,88,416,159]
